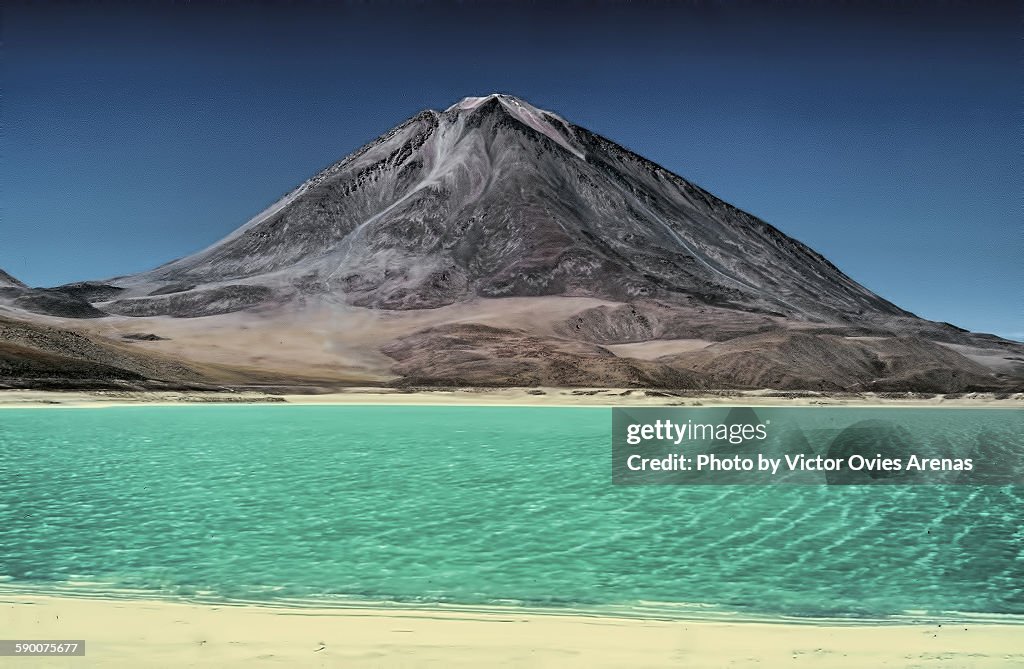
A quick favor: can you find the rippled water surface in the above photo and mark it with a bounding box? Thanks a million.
[1,406,1021,619]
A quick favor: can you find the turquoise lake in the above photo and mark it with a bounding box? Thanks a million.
[1,405,1021,620]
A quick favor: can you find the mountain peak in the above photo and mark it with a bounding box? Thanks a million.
[445,93,584,159]
[446,93,526,112]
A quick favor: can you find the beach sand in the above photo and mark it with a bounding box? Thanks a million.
[3,595,1022,668]
[1,387,1021,409]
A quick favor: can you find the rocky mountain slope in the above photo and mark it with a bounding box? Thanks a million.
[3,94,1022,391]
[0,270,27,289]
[0,271,111,319]
[100,94,906,321]
[0,312,209,390]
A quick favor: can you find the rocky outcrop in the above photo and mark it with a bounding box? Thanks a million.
[12,291,109,319]
[0,269,26,289]
[0,269,110,319]
[661,332,1011,392]
[0,314,207,389]
[104,285,277,317]
[382,323,708,388]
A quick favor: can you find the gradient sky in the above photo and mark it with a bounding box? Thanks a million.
[4,1,1021,339]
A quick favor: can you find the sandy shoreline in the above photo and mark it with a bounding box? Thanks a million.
[1,387,1022,409]
[2,594,1021,668]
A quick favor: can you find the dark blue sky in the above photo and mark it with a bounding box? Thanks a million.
[4,1,1021,339]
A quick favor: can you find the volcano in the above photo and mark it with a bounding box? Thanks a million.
[3,94,1021,392]
[103,93,905,319]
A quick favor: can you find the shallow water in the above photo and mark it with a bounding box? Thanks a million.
[1,406,1021,619]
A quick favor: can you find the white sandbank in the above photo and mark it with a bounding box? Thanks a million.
[3,594,1022,668]
[0,387,1021,409]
